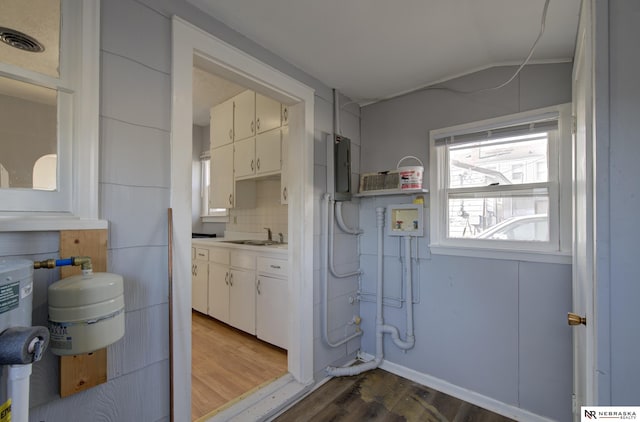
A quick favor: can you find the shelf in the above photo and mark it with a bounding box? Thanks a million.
[354,188,428,198]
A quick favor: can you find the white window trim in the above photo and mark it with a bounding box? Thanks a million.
[429,103,572,264]
[199,156,229,223]
[0,0,103,231]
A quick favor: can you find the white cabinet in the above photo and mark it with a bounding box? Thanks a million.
[229,251,256,334]
[234,129,281,180]
[256,256,288,349]
[192,247,209,314]
[256,93,281,134]
[280,125,289,204]
[233,90,255,141]
[207,248,231,323]
[210,98,234,148]
[211,143,256,209]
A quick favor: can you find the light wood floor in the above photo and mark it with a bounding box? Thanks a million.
[275,368,515,422]
[191,311,288,421]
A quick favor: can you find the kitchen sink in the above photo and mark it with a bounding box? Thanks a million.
[221,239,286,246]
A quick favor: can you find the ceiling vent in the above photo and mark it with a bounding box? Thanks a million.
[0,27,45,52]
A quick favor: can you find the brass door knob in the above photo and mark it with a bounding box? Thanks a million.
[568,312,587,326]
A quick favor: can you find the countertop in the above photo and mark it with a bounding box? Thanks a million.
[192,237,288,255]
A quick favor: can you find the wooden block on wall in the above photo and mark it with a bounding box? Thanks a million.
[59,229,109,398]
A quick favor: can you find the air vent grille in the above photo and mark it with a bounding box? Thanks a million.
[0,27,45,52]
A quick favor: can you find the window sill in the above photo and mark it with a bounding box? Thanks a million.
[201,215,228,224]
[429,244,572,264]
[0,214,108,232]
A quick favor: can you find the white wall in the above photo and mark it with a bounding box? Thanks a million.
[359,63,573,421]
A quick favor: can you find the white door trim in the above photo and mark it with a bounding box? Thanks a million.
[171,16,315,421]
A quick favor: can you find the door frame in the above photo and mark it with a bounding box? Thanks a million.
[170,16,315,421]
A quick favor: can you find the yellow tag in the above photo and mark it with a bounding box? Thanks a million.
[0,399,11,422]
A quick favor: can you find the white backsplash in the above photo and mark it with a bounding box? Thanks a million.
[226,178,287,240]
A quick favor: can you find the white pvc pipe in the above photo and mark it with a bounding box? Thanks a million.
[326,208,415,377]
[8,364,31,422]
[321,194,362,349]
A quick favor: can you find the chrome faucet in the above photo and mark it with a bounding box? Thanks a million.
[264,227,272,241]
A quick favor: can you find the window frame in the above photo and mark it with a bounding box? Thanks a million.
[199,155,228,222]
[0,0,102,231]
[429,103,572,263]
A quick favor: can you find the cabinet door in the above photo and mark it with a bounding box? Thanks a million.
[192,260,208,313]
[210,98,234,148]
[210,144,234,208]
[256,93,281,134]
[229,268,256,334]
[208,262,230,323]
[280,126,289,204]
[257,275,288,349]
[256,128,281,175]
[233,90,255,141]
[233,137,255,179]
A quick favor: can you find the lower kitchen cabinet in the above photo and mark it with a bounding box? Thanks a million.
[192,247,209,314]
[193,242,287,349]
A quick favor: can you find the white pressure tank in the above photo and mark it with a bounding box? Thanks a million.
[48,272,124,355]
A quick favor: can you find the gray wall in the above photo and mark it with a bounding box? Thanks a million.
[607,1,640,405]
[359,63,573,421]
[0,0,360,420]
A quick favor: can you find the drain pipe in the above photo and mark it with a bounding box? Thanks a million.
[322,193,363,348]
[381,235,415,350]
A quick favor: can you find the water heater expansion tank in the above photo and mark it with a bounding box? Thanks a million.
[48,272,124,355]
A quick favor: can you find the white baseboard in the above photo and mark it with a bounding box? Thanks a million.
[356,354,555,422]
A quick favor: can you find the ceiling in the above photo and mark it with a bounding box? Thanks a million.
[187,0,581,104]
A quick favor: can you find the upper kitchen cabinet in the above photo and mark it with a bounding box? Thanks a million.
[233,90,256,141]
[256,93,281,134]
[210,143,256,208]
[234,128,282,180]
[210,97,234,148]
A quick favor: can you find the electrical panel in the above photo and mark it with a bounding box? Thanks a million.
[333,135,351,201]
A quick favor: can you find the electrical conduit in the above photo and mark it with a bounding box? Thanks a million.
[322,193,363,348]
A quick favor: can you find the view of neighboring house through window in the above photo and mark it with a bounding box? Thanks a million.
[429,104,571,257]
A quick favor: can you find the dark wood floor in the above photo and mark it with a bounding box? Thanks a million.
[191,311,288,421]
[275,368,515,422]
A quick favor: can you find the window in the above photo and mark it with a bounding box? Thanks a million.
[0,0,100,226]
[429,104,571,261]
[200,155,228,221]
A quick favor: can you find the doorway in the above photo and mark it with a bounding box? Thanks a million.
[171,16,315,421]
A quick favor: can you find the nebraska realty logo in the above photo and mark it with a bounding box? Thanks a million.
[582,407,640,421]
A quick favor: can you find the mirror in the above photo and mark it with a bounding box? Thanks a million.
[0,0,60,191]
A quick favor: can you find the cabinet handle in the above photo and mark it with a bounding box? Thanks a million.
[251,120,255,134]
[256,117,260,131]
[256,158,260,171]
[283,108,288,122]
[225,272,229,285]
[283,187,287,201]
[229,194,233,206]
[229,129,233,140]
[270,264,281,269]
[229,272,234,286]
[251,159,254,172]
[256,279,261,295]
